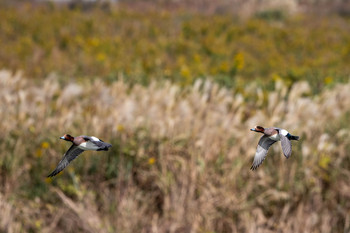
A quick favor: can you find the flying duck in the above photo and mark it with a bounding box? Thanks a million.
[250,126,299,170]
[47,134,112,177]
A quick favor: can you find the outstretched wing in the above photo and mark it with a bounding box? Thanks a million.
[251,135,277,170]
[47,145,84,177]
[279,134,292,158]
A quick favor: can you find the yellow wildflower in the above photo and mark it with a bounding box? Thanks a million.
[148,157,156,165]
[45,177,52,184]
[41,142,49,149]
[88,38,100,47]
[97,52,106,62]
[319,154,331,169]
[35,220,42,229]
[272,73,282,81]
[180,65,190,78]
[324,76,333,85]
[234,52,245,71]
[116,124,124,132]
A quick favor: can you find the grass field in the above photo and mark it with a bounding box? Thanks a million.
[1,70,349,232]
[0,2,350,233]
[1,3,350,91]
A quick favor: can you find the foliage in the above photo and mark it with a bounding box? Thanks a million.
[0,70,349,232]
[0,4,350,91]
[1,3,350,232]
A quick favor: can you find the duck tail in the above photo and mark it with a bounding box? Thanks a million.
[97,143,112,151]
[290,135,299,140]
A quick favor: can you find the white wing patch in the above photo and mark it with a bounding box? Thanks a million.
[90,136,100,141]
[280,129,289,136]
[269,134,280,141]
[78,141,99,150]
[78,142,88,150]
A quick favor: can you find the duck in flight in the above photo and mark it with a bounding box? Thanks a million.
[250,126,299,170]
[47,134,112,177]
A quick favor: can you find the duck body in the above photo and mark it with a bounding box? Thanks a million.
[250,126,299,170]
[48,134,112,177]
[62,135,111,151]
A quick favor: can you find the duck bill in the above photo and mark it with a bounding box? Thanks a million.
[250,128,257,132]
[60,136,65,140]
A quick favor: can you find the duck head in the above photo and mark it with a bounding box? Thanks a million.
[60,134,74,141]
[250,126,265,133]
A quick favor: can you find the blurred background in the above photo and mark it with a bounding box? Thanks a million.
[0,0,350,232]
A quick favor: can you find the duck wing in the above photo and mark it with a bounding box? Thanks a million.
[279,133,292,158]
[251,135,277,170]
[47,145,84,177]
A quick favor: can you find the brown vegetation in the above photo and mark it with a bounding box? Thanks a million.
[0,70,349,232]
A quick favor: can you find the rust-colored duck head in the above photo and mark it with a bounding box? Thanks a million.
[250,126,265,133]
[60,134,74,142]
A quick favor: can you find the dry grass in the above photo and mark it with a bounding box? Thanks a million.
[0,70,349,232]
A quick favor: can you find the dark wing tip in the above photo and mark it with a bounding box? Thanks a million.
[104,142,112,150]
[47,170,60,177]
[47,167,65,177]
[250,164,260,171]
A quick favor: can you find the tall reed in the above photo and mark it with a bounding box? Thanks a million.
[0,70,349,232]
